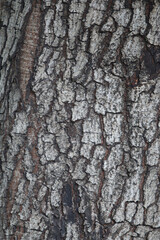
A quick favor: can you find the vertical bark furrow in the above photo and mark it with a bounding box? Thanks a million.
[20,0,41,100]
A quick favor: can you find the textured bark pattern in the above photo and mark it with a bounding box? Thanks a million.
[0,0,160,239]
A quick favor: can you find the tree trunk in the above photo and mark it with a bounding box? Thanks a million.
[0,0,160,239]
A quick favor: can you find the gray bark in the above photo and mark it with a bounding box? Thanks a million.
[0,0,160,239]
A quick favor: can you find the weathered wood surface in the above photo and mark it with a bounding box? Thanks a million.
[0,0,160,239]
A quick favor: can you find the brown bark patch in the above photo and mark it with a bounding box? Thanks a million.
[127,71,139,87]
[20,0,41,100]
[27,125,41,174]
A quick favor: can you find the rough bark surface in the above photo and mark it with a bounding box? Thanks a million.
[0,0,160,239]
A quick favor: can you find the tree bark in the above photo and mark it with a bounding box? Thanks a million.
[0,0,160,239]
